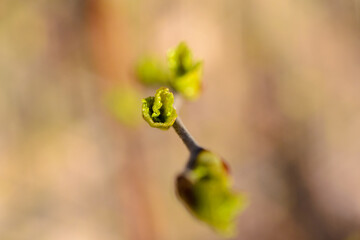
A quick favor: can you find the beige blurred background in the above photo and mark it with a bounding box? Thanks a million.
[1,0,360,239]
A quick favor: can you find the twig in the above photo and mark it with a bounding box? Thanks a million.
[172,117,201,154]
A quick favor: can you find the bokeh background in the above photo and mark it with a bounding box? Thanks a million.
[1,0,360,239]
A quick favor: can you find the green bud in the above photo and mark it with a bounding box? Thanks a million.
[136,57,169,86]
[167,42,194,76]
[167,42,203,100]
[176,150,248,236]
[142,87,177,129]
[104,86,141,127]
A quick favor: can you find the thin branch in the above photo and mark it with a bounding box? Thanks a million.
[172,117,201,154]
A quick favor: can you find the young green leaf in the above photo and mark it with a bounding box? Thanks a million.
[176,150,248,236]
[104,86,141,127]
[167,42,203,100]
[136,57,170,85]
[167,42,194,76]
[142,87,177,129]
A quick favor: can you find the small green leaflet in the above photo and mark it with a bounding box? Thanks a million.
[176,150,248,236]
[142,87,177,129]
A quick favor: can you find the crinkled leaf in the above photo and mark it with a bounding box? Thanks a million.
[176,151,248,236]
[142,87,177,129]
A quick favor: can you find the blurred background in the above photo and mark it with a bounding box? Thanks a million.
[1,0,360,239]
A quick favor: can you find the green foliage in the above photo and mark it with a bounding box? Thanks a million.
[136,42,203,100]
[104,86,141,127]
[171,62,202,100]
[136,57,169,85]
[167,42,203,100]
[138,43,247,236]
[167,42,194,76]
[176,150,247,236]
[142,87,177,129]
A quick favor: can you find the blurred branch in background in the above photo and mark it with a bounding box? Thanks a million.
[85,1,157,240]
